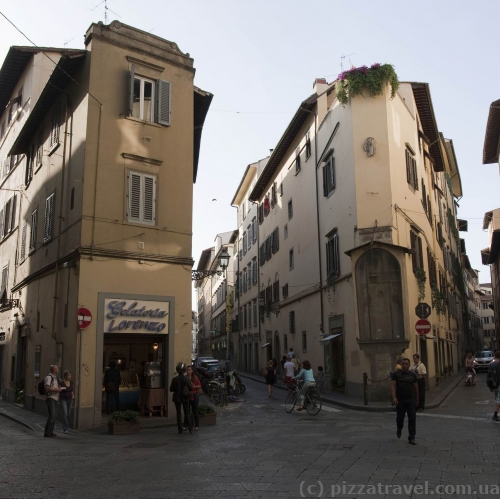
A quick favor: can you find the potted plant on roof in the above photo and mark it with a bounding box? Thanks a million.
[192,404,216,426]
[108,410,140,435]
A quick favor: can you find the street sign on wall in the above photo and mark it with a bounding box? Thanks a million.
[78,307,92,329]
[415,303,431,319]
[415,319,431,335]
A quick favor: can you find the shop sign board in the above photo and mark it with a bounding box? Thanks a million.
[104,299,169,334]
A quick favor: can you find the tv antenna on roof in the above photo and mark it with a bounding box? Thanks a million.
[341,53,356,71]
[63,38,74,48]
[91,0,121,24]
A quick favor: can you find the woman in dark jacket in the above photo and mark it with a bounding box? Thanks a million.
[59,371,74,434]
[169,362,193,434]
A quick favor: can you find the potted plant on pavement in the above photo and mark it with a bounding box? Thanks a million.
[192,404,216,426]
[108,410,140,435]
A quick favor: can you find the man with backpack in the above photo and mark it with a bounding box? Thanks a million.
[42,365,66,438]
[486,351,500,422]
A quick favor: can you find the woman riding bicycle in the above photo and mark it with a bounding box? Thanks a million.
[294,360,315,412]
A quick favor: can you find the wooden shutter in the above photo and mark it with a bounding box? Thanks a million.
[325,241,331,276]
[142,174,156,225]
[43,193,55,242]
[330,158,335,190]
[4,198,11,234]
[10,195,16,232]
[157,79,171,126]
[20,223,27,260]
[128,172,141,223]
[332,233,339,275]
[412,158,418,190]
[410,231,417,272]
[417,236,423,269]
[50,108,59,148]
[406,150,411,184]
[29,210,37,251]
[0,208,3,240]
[1,266,7,294]
[128,64,135,116]
[322,165,328,196]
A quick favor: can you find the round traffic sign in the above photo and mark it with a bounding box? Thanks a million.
[77,307,92,329]
[415,319,431,335]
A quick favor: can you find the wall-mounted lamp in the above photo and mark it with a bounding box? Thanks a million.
[153,343,159,351]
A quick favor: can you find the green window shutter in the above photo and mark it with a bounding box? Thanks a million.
[142,174,156,225]
[43,193,55,243]
[157,79,171,126]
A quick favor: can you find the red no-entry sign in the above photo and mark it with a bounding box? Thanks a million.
[415,319,431,335]
[77,308,92,329]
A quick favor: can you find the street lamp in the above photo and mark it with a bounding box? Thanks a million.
[192,248,230,281]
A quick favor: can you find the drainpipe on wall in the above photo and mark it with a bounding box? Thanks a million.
[302,105,324,336]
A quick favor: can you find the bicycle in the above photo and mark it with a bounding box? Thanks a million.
[208,375,228,406]
[285,380,322,415]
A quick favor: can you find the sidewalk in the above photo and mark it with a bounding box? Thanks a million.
[239,371,463,412]
[0,398,179,434]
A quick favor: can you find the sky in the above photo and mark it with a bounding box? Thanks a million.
[1,1,499,310]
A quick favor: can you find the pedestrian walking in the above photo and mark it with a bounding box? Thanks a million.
[170,362,193,434]
[391,357,418,445]
[183,365,201,431]
[103,360,121,414]
[294,360,315,412]
[315,366,325,394]
[292,356,301,375]
[280,355,287,382]
[288,348,295,359]
[283,356,295,390]
[43,365,66,438]
[411,354,427,411]
[265,360,276,398]
[394,357,403,371]
[487,351,500,422]
[59,370,74,434]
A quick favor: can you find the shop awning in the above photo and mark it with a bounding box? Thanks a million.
[320,334,341,343]
[260,342,271,348]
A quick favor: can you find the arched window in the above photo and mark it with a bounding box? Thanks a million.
[355,249,404,341]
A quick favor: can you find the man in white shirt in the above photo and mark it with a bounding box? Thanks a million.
[283,357,295,390]
[288,348,295,359]
[44,365,65,438]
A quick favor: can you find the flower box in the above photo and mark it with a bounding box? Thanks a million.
[191,412,216,426]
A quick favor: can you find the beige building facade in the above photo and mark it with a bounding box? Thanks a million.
[0,21,212,427]
[246,77,466,399]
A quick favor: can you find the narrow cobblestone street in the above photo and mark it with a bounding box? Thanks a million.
[1,375,499,499]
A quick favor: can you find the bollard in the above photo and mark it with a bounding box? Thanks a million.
[363,372,368,406]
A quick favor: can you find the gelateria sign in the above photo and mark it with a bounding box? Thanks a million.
[104,299,169,334]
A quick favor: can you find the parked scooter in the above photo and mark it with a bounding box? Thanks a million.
[226,369,246,395]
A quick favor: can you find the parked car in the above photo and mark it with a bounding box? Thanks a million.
[193,356,215,370]
[474,351,494,372]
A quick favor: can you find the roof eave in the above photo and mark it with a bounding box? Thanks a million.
[193,86,213,184]
[483,99,500,164]
[248,93,318,201]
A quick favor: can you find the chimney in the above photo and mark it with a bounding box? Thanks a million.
[313,78,328,95]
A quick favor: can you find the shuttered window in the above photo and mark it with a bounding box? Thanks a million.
[252,217,257,243]
[1,266,7,296]
[326,232,340,278]
[405,149,418,190]
[252,259,257,284]
[295,147,301,174]
[127,171,156,225]
[129,65,171,126]
[43,193,55,243]
[49,108,60,150]
[25,145,34,186]
[410,230,423,274]
[289,311,296,334]
[20,223,27,261]
[0,208,3,240]
[29,209,37,252]
[322,156,335,196]
[271,226,279,254]
[305,132,311,160]
[288,199,293,220]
